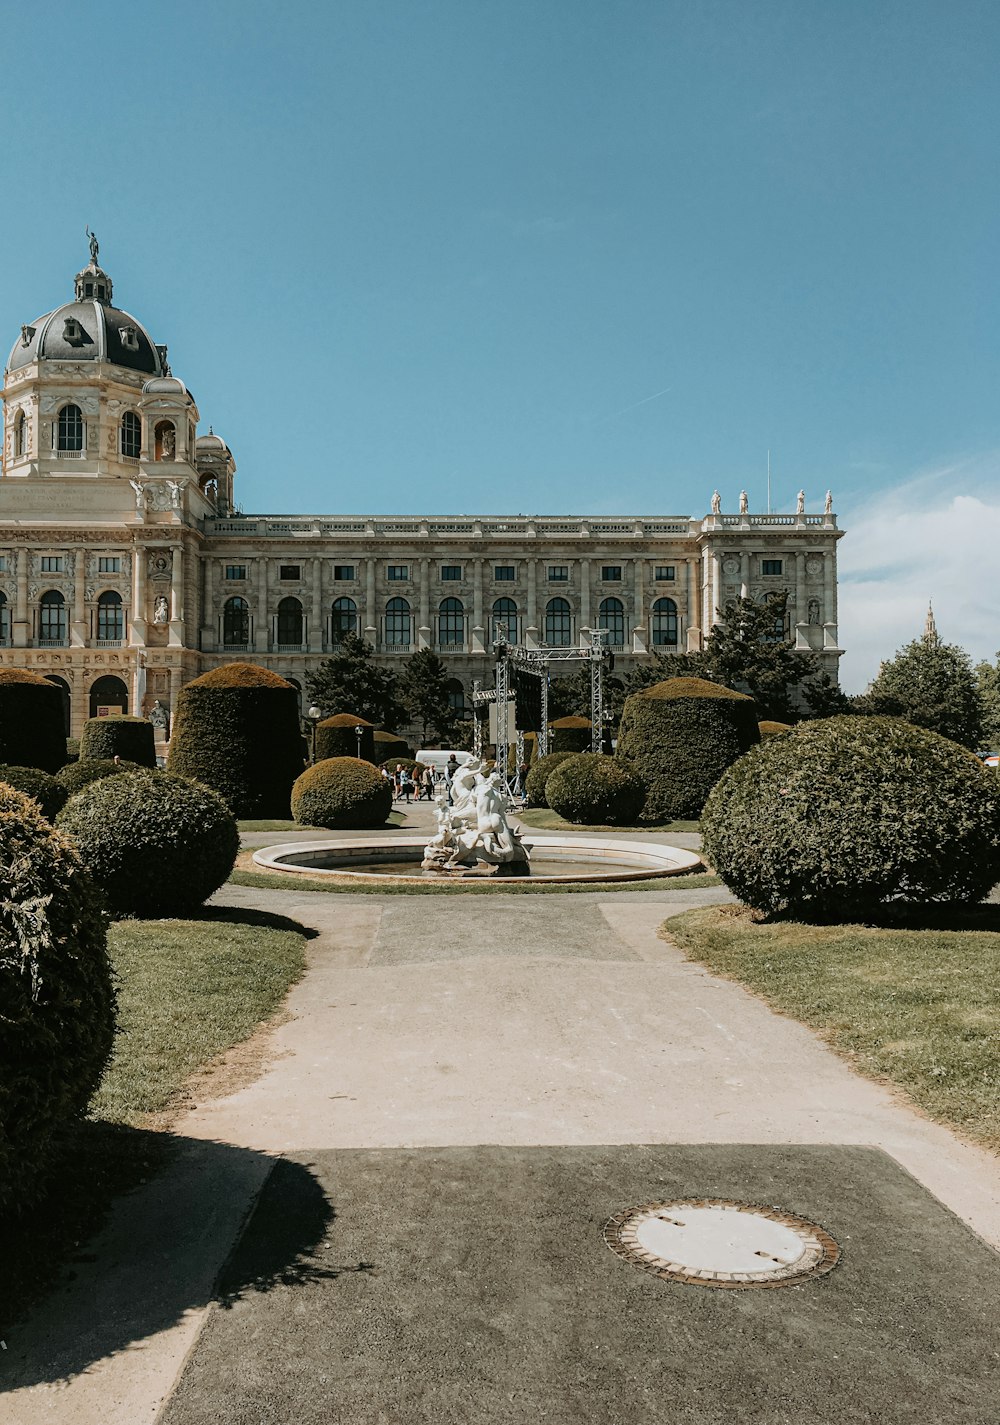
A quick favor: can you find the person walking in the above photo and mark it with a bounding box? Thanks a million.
[399,765,414,803]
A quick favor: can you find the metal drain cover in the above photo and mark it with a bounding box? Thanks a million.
[604,1199,839,1289]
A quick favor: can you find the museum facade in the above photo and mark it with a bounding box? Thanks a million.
[1,245,844,738]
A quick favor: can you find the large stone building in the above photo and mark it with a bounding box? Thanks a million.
[0,243,844,738]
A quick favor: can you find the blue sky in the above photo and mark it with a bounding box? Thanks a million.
[1,1,997,687]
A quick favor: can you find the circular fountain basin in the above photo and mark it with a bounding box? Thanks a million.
[252,835,702,884]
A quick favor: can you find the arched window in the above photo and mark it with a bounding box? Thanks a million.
[39,589,67,644]
[438,596,465,647]
[544,597,572,646]
[277,596,303,646]
[0,592,9,644]
[154,420,176,461]
[385,596,411,647]
[222,596,250,647]
[121,411,141,459]
[331,596,357,643]
[651,597,678,647]
[14,411,26,457]
[57,404,83,452]
[97,590,124,642]
[598,596,626,647]
[491,596,518,642]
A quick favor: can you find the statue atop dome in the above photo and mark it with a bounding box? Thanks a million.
[86,226,99,264]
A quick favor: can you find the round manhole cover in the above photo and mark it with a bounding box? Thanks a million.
[603,1199,839,1289]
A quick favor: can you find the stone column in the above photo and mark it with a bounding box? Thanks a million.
[169,545,184,647]
[254,556,268,652]
[418,558,431,648]
[579,558,591,638]
[823,548,838,649]
[13,549,28,648]
[686,558,701,651]
[71,552,86,647]
[364,557,377,644]
[130,542,147,647]
[309,557,323,652]
[793,550,809,649]
[632,557,647,653]
[525,560,538,648]
[471,558,485,652]
[739,552,750,600]
[201,555,215,650]
[711,552,722,627]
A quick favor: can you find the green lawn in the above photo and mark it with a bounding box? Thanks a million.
[238,812,407,833]
[517,808,700,834]
[666,904,1000,1153]
[230,866,720,895]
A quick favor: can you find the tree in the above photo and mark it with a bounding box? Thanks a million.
[400,650,459,744]
[546,664,626,723]
[869,628,983,749]
[974,654,1000,750]
[305,634,405,728]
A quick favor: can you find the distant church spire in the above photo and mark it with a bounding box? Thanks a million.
[923,601,939,645]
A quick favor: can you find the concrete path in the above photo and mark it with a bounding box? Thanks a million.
[5,871,1000,1422]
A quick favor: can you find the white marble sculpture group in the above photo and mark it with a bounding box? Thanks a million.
[422,758,530,876]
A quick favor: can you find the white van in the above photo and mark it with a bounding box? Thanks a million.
[414,749,475,774]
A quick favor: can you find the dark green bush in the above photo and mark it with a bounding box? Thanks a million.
[55,758,147,799]
[373,731,412,763]
[0,785,115,1215]
[525,751,574,807]
[379,757,423,781]
[507,732,538,768]
[80,715,156,768]
[65,738,80,764]
[549,716,593,754]
[167,663,304,817]
[0,764,67,820]
[758,720,792,739]
[545,753,647,825]
[291,757,393,829]
[701,716,1000,918]
[315,713,376,763]
[58,771,239,916]
[616,677,760,821]
[0,669,66,771]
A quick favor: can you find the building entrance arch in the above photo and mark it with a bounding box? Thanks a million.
[89,674,129,719]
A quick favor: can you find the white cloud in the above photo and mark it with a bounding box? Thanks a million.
[837,455,1000,692]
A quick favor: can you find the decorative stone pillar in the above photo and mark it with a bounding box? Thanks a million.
[823,549,838,649]
[739,552,750,600]
[686,558,701,651]
[13,549,28,648]
[364,558,377,644]
[71,552,86,647]
[793,550,809,649]
[711,552,722,627]
[130,541,147,647]
[632,558,647,653]
[579,558,591,639]
[309,557,323,652]
[169,545,184,647]
[418,558,431,649]
[201,555,215,650]
[525,560,538,648]
[254,556,268,652]
[471,558,485,653]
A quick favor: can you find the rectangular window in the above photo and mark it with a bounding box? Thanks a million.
[279,564,301,581]
[494,566,515,581]
[225,564,247,580]
[441,565,462,581]
[387,565,409,581]
[762,559,783,576]
[97,556,121,574]
[40,556,63,573]
[601,565,622,582]
[333,565,355,581]
[547,565,569,582]
[655,565,676,581]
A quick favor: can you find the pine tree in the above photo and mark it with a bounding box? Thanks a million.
[400,649,459,744]
[974,655,1000,750]
[304,634,405,728]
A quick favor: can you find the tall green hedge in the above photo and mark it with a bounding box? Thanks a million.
[167,663,304,817]
[373,731,412,762]
[616,677,760,821]
[80,715,157,767]
[0,669,66,771]
[316,713,375,763]
[549,716,593,754]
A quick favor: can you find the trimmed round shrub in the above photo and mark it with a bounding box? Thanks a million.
[80,715,157,768]
[549,716,593,754]
[0,764,67,820]
[616,677,760,822]
[167,663,304,818]
[315,713,376,764]
[545,753,647,825]
[0,784,115,1215]
[701,716,1000,918]
[0,669,66,771]
[758,720,793,739]
[55,758,147,799]
[58,771,239,916]
[525,751,574,807]
[291,757,394,829]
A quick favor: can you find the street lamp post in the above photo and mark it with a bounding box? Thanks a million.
[354,724,364,759]
[307,705,322,763]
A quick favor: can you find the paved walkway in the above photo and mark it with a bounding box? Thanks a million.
[5,824,1000,1421]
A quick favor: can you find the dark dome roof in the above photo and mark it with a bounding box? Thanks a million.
[7,299,163,377]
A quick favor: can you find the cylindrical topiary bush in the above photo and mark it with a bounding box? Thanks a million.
[616,677,760,822]
[701,716,1000,918]
[373,731,412,762]
[315,713,376,764]
[549,716,593,754]
[525,751,574,807]
[58,771,239,916]
[167,663,304,818]
[0,669,66,771]
[291,757,394,829]
[0,764,68,821]
[55,758,148,800]
[758,720,793,739]
[0,785,115,1215]
[80,715,157,768]
[545,753,647,826]
[65,737,80,765]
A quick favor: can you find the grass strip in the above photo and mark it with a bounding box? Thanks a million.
[665,904,1000,1153]
[238,812,407,832]
[517,808,700,834]
[230,866,721,895]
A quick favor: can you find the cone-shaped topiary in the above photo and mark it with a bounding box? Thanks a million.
[545,753,647,826]
[758,720,793,739]
[80,715,157,768]
[55,758,148,799]
[0,785,115,1215]
[616,677,760,821]
[167,663,304,817]
[373,731,413,762]
[291,757,394,829]
[58,770,239,916]
[549,716,593,754]
[315,713,375,763]
[0,669,66,771]
[701,716,1000,918]
[525,751,574,807]
[0,764,67,820]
